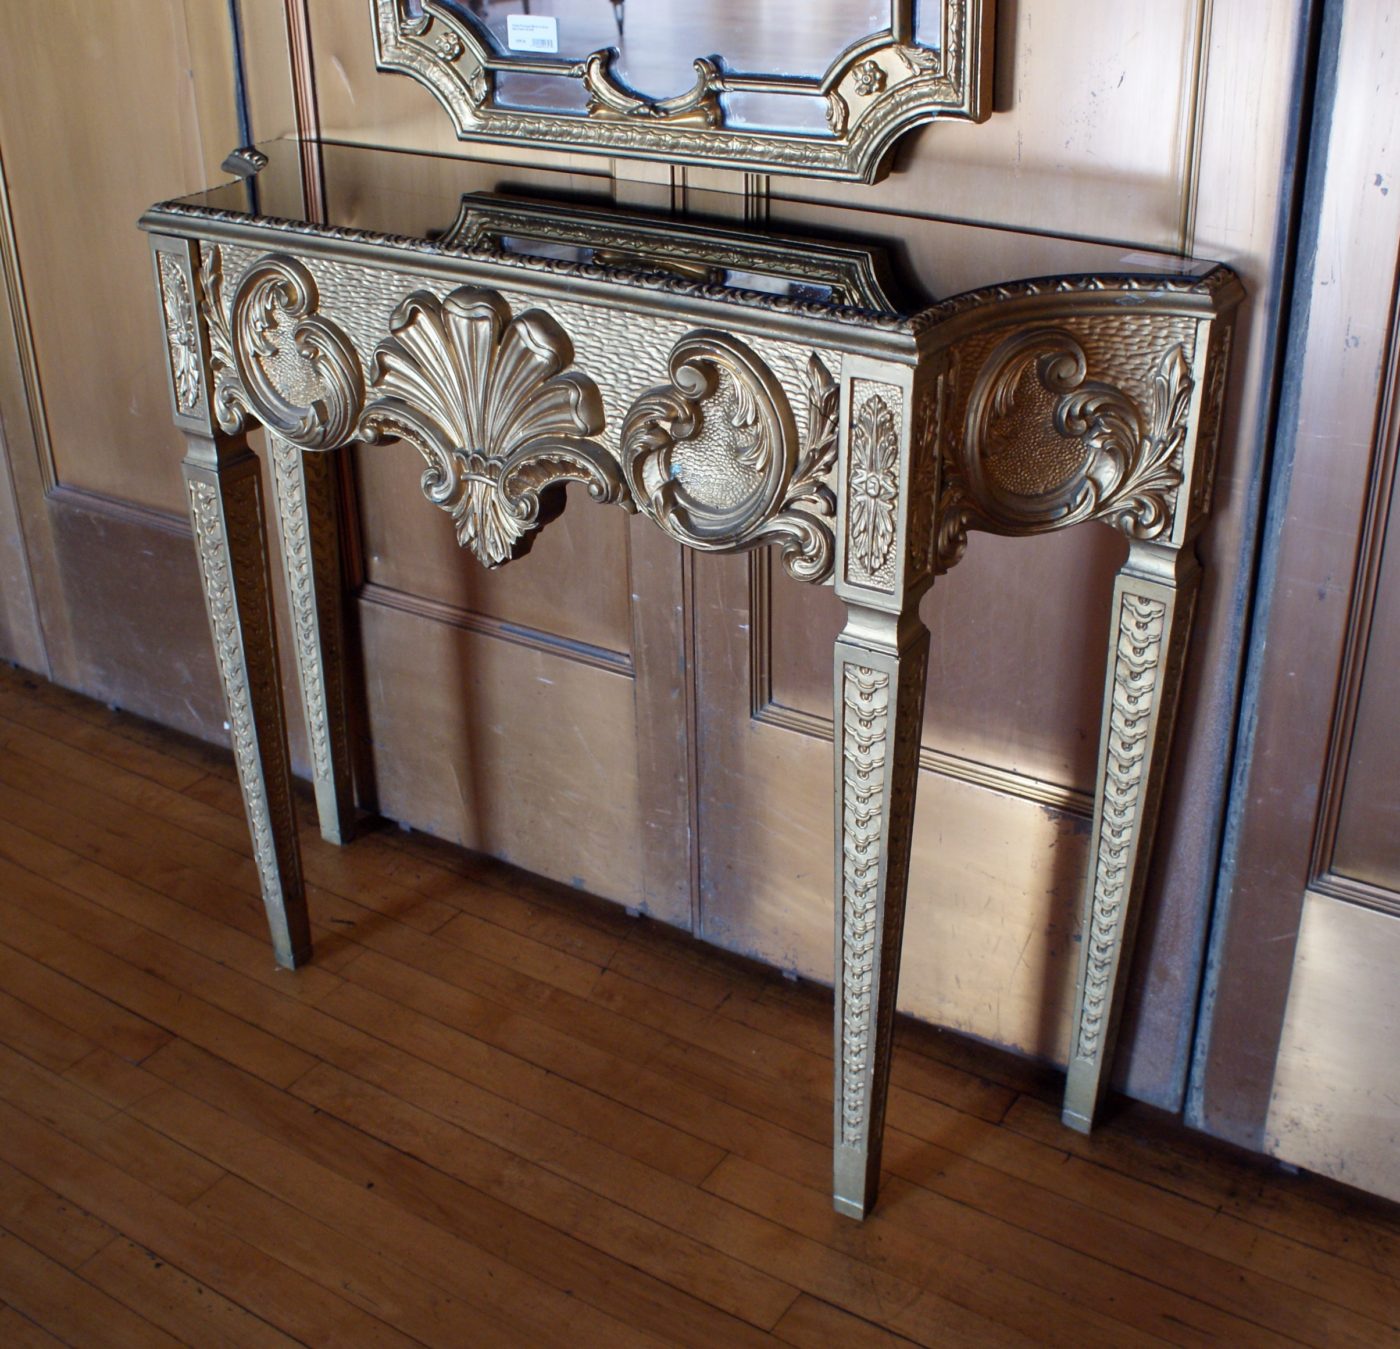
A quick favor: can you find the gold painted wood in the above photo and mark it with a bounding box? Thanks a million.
[371,0,993,183]
[831,606,929,1216]
[142,163,1239,1213]
[266,432,356,845]
[1063,546,1199,1129]
[182,434,309,969]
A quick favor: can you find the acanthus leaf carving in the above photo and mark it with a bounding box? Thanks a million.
[847,394,900,577]
[198,248,249,435]
[620,337,840,584]
[357,287,624,568]
[1073,590,1167,1063]
[158,253,201,413]
[937,329,1194,571]
[838,662,890,1146]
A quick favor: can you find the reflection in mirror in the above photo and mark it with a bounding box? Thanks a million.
[439,192,904,310]
[432,1,888,95]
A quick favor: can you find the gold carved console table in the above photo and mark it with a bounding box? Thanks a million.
[141,141,1239,1219]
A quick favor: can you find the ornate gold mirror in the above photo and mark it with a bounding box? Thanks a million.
[374,0,993,181]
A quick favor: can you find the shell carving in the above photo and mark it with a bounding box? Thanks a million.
[358,288,623,567]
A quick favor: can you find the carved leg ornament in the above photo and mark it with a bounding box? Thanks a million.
[1062,545,1199,1129]
[267,432,356,845]
[832,606,929,1218]
[183,434,310,968]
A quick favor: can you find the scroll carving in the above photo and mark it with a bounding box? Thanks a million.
[358,287,623,569]
[938,330,1194,570]
[621,342,840,584]
[1073,591,1166,1062]
[158,253,201,413]
[582,53,723,128]
[200,247,364,448]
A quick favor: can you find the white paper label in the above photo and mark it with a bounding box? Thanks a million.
[506,15,559,54]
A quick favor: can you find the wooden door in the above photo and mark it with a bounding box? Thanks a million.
[1189,0,1400,1203]
[0,2,1314,1119]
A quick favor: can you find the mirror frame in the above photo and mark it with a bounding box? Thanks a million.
[372,0,993,183]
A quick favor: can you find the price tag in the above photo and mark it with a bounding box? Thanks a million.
[506,15,559,54]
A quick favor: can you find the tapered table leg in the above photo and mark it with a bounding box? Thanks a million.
[183,433,310,968]
[267,432,356,845]
[1063,545,1200,1130]
[832,605,929,1218]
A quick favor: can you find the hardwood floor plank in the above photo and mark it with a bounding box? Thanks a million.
[0,986,93,1074]
[192,1177,547,1349]
[879,1119,1400,1337]
[3,666,1397,1348]
[0,1159,115,1269]
[774,1295,927,1349]
[289,1058,1044,1348]
[0,1043,224,1206]
[138,1040,796,1343]
[63,1047,178,1112]
[345,944,833,1187]
[0,1096,420,1347]
[0,1229,183,1349]
[78,1237,303,1349]
[0,940,170,1064]
[0,879,316,1090]
[1005,1094,1400,1278]
[317,977,726,1185]
[0,1303,69,1349]
[130,1082,689,1349]
[0,816,344,1006]
[703,1155,1168,1349]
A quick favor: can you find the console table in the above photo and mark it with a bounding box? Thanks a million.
[141,140,1239,1219]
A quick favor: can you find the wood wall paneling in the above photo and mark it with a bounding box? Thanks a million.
[0,294,45,673]
[1328,435,1400,896]
[0,0,268,740]
[772,0,1209,250]
[0,0,240,513]
[1265,892,1400,1203]
[1189,0,1400,1148]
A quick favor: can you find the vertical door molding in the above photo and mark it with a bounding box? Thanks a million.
[1189,0,1400,1148]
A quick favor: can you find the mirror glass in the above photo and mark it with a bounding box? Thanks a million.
[413,0,926,131]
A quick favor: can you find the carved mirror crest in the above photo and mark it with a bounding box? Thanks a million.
[374,0,993,182]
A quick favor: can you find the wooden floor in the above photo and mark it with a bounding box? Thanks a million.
[0,664,1398,1348]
